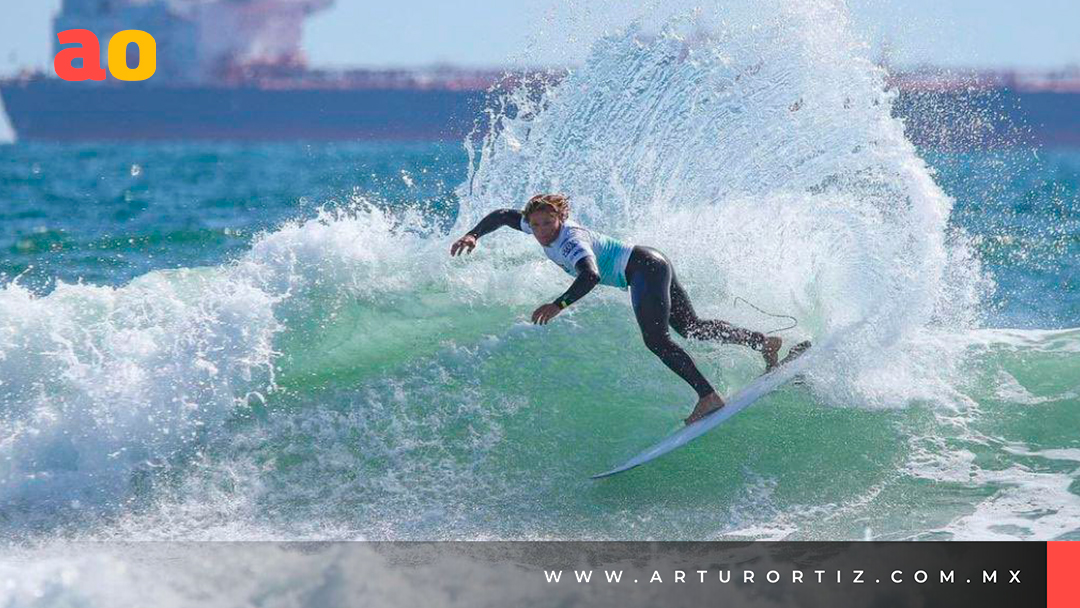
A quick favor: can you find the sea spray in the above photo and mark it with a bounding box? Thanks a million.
[462,1,989,410]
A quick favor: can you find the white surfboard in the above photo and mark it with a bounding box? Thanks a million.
[591,339,821,479]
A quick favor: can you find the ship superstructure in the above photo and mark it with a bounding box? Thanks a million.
[52,0,333,84]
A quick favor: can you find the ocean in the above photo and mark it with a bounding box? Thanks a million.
[1,1,1078,573]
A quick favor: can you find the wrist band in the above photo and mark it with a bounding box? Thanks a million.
[557,300,569,310]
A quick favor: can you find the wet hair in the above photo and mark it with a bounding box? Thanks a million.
[522,193,570,222]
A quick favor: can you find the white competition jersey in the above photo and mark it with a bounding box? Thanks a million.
[520,217,634,289]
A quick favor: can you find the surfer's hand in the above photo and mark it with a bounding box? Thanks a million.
[450,234,477,256]
[531,303,562,325]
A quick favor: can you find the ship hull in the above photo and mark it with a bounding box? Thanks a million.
[1,79,487,142]
[2,78,1078,146]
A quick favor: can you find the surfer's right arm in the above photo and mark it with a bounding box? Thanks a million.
[450,209,525,256]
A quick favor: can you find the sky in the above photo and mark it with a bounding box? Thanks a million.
[1,0,1079,77]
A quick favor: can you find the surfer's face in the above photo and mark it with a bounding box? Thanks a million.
[527,209,562,246]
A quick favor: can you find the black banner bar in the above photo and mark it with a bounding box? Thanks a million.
[0,541,1046,607]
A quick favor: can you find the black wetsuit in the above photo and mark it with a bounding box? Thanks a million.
[465,209,766,398]
[625,246,765,398]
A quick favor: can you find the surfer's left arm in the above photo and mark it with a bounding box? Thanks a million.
[451,209,524,256]
[532,257,601,324]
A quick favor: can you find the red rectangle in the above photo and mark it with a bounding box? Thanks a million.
[1049,541,1080,607]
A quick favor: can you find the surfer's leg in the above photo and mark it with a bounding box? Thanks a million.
[668,274,782,370]
[627,248,715,399]
[669,277,763,347]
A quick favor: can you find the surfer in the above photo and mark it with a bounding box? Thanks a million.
[451,193,789,425]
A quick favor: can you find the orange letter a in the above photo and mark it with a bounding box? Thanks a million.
[54,29,107,81]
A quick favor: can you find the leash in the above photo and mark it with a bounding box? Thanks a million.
[733,296,798,335]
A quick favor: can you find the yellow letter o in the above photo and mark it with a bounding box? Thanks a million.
[108,30,157,81]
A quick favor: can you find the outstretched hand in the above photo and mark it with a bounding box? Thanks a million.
[532,303,562,325]
[450,234,477,256]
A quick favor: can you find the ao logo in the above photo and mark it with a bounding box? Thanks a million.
[53,29,157,82]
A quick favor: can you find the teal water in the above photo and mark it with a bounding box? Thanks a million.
[1,5,1079,549]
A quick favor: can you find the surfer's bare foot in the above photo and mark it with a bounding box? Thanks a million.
[762,336,782,372]
[685,392,725,425]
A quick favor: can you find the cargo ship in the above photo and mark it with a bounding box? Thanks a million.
[0,0,508,142]
[2,0,1078,146]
